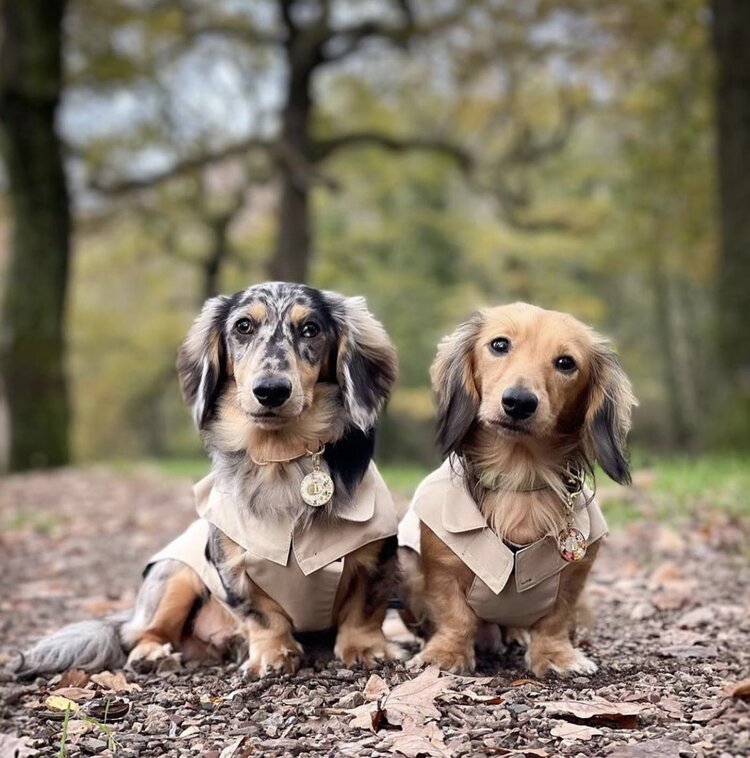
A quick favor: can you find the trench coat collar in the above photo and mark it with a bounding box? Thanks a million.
[193,462,384,571]
[432,457,594,540]
[411,458,598,594]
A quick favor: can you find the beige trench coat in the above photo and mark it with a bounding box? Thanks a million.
[148,463,398,632]
[398,459,608,628]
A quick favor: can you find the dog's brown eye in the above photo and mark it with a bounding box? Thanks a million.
[235,319,254,335]
[555,355,577,373]
[300,321,320,338]
[490,337,511,355]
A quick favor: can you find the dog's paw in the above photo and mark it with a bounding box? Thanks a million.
[475,622,504,655]
[335,634,405,669]
[127,640,174,664]
[242,637,302,678]
[526,645,597,678]
[408,644,475,674]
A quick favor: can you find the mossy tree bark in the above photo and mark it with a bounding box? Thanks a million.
[712,0,750,447]
[0,0,72,470]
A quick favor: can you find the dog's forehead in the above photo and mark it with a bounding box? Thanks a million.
[481,304,593,350]
[235,283,320,322]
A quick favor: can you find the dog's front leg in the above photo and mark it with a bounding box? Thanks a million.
[526,540,600,677]
[208,526,301,677]
[334,536,402,667]
[409,526,478,674]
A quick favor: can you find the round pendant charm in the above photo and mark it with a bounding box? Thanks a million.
[300,470,334,507]
[558,527,587,562]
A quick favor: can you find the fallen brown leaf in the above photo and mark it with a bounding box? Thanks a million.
[607,738,695,757]
[90,670,142,692]
[48,687,95,702]
[549,721,602,741]
[648,561,683,586]
[660,644,718,659]
[62,720,94,737]
[58,668,90,688]
[363,673,390,702]
[484,747,548,757]
[510,678,542,688]
[383,666,454,727]
[348,666,454,732]
[385,716,452,758]
[543,698,649,728]
[86,697,131,721]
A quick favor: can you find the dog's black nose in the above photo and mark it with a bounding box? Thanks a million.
[252,377,292,408]
[502,387,538,420]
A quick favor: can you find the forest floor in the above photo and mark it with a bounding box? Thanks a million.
[1,463,749,758]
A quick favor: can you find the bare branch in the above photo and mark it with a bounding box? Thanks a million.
[500,97,579,167]
[89,138,274,195]
[184,22,282,46]
[322,5,467,62]
[313,132,472,172]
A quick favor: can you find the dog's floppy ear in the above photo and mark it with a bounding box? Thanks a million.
[584,336,637,485]
[431,313,484,458]
[177,295,232,428]
[326,293,398,431]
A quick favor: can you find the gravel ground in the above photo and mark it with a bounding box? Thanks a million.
[1,468,749,758]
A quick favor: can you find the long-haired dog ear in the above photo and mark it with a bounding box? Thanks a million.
[431,313,484,458]
[176,295,232,428]
[584,337,638,485]
[326,294,398,431]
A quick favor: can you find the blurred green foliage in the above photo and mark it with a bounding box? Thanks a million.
[28,1,725,463]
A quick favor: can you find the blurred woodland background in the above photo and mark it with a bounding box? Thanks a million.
[0,0,749,474]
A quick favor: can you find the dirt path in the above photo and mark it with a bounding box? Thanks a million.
[1,469,749,757]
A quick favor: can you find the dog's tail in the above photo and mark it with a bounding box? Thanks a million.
[12,612,132,679]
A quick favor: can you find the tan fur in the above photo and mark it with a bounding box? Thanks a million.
[210,383,347,459]
[289,304,311,323]
[128,566,212,664]
[333,540,400,667]
[245,302,267,322]
[127,286,399,678]
[411,303,636,676]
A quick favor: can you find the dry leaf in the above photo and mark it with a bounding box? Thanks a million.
[63,720,94,737]
[0,733,37,758]
[87,697,131,721]
[348,702,385,732]
[58,668,90,688]
[648,561,684,586]
[729,678,750,700]
[383,666,454,727]
[549,721,602,741]
[44,695,80,712]
[90,670,142,692]
[386,716,452,758]
[219,736,253,758]
[348,666,453,732]
[363,673,390,702]
[48,687,95,702]
[482,746,548,757]
[510,678,543,688]
[659,696,684,719]
[463,692,506,704]
[660,644,718,659]
[607,738,695,757]
[543,698,649,728]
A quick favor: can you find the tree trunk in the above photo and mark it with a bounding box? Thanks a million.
[203,216,232,301]
[268,39,315,284]
[0,0,71,471]
[712,0,750,447]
